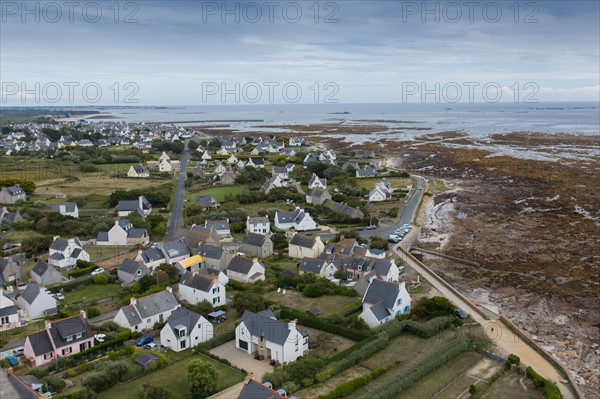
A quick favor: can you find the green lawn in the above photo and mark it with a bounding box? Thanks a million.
[61,283,125,313]
[263,290,359,317]
[84,246,130,262]
[355,177,412,190]
[263,256,300,275]
[186,185,248,203]
[98,353,244,399]
[0,320,45,345]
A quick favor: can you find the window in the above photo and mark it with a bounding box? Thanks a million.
[0,316,8,325]
[178,329,186,338]
[213,297,219,305]
[66,336,73,342]
[62,347,72,356]
[75,332,83,339]
[43,353,53,360]
[396,298,402,306]
[147,318,151,323]
[180,340,187,349]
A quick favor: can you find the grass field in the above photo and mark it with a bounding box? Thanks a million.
[98,353,244,399]
[61,283,125,313]
[186,185,248,202]
[355,177,412,190]
[0,320,45,344]
[263,256,300,275]
[263,290,358,317]
[294,365,372,398]
[84,246,131,262]
[303,327,355,359]
[481,371,545,399]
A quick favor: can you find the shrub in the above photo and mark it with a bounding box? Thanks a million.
[279,307,371,341]
[411,296,456,320]
[42,375,67,393]
[85,307,101,318]
[505,354,521,369]
[67,266,97,278]
[195,330,236,353]
[92,274,110,285]
[318,364,394,399]
[525,367,563,399]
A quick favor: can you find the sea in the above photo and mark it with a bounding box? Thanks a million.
[86,102,600,137]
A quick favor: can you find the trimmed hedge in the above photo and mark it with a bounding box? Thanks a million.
[374,316,455,339]
[316,333,389,382]
[505,354,521,369]
[526,367,563,399]
[279,307,372,341]
[195,330,236,353]
[318,364,394,399]
[48,276,94,293]
[365,334,471,399]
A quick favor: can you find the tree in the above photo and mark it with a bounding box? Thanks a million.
[233,292,266,314]
[143,384,173,399]
[0,178,36,195]
[188,359,219,399]
[411,296,456,320]
[369,236,389,250]
[42,375,66,393]
[333,269,347,279]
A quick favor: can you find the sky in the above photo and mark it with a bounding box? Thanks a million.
[1,0,599,105]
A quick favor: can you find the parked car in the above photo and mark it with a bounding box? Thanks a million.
[5,355,19,366]
[136,336,153,346]
[91,268,105,276]
[388,234,401,243]
[12,348,24,357]
[455,309,468,319]
[54,293,65,301]
[366,224,377,230]
[143,343,157,350]
[354,226,365,231]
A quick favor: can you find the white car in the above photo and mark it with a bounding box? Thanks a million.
[91,268,105,276]
[94,334,107,343]
[54,293,65,301]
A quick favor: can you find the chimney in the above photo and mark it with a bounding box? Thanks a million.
[130,296,137,305]
[138,196,143,210]
[166,286,172,293]
[45,320,52,331]
[80,309,87,319]
[288,319,297,331]
[53,236,59,242]
[115,220,120,226]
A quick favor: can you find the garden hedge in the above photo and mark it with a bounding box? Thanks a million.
[526,366,563,399]
[318,364,394,399]
[279,307,372,341]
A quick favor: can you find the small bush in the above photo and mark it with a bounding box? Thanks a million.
[85,307,101,318]
[42,375,67,393]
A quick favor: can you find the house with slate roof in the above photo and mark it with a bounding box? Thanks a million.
[136,248,167,271]
[356,165,379,178]
[226,256,265,283]
[305,188,332,206]
[275,207,317,231]
[308,173,327,189]
[161,239,191,265]
[246,216,270,235]
[51,203,79,218]
[118,259,151,285]
[160,307,213,352]
[29,259,63,286]
[0,207,24,225]
[0,185,26,204]
[197,243,228,270]
[23,312,94,366]
[204,219,231,236]
[239,233,273,258]
[127,165,150,178]
[0,257,20,284]
[96,220,149,246]
[288,233,324,259]
[298,257,327,277]
[195,195,220,210]
[235,310,308,364]
[117,196,152,218]
[238,377,287,399]
[48,236,90,269]
[359,279,411,329]
[0,292,19,327]
[114,288,179,332]
[178,271,225,306]
[17,283,58,319]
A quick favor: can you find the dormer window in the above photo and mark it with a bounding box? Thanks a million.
[66,335,73,342]
[178,329,186,338]
[76,332,83,339]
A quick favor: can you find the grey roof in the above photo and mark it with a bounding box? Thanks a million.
[276,208,307,224]
[330,202,364,219]
[357,165,379,177]
[118,200,140,212]
[31,259,50,277]
[128,228,148,238]
[51,203,77,213]
[27,330,53,356]
[272,166,287,175]
[363,279,400,309]
[0,305,17,317]
[307,188,330,199]
[162,240,190,259]
[20,283,41,304]
[191,226,212,234]
[247,216,269,225]
[49,237,69,251]
[49,253,65,260]
[49,315,92,348]
[132,165,149,174]
[242,233,267,247]
[248,158,264,165]
[239,310,292,346]
[179,271,214,292]
[372,259,393,277]
[3,186,24,196]
[205,220,230,231]
[238,379,286,399]
[227,256,255,274]
[289,233,315,249]
[136,353,158,366]
[196,195,220,208]
[298,257,326,274]
[140,248,165,263]
[122,290,178,326]
[198,268,221,278]
[197,243,224,260]
[119,259,147,275]
[96,231,109,242]
[166,307,202,337]
[369,302,391,321]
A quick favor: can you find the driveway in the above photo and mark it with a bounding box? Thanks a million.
[209,341,273,379]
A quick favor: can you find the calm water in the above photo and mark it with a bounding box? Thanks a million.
[91,102,599,136]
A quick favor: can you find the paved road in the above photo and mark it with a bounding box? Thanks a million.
[393,245,575,398]
[166,139,190,241]
[359,174,425,240]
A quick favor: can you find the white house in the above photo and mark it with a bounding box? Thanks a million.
[226,256,265,283]
[161,239,191,265]
[236,310,308,364]
[159,157,173,172]
[160,307,213,352]
[127,165,150,178]
[29,259,63,286]
[298,257,327,277]
[260,175,287,194]
[96,220,149,246]
[308,173,327,189]
[204,219,231,236]
[178,271,226,306]
[201,151,212,160]
[117,196,152,218]
[48,236,90,269]
[288,234,325,259]
[136,248,167,271]
[0,292,19,327]
[114,288,179,332]
[0,185,27,204]
[246,216,270,235]
[274,208,317,231]
[368,180,393,202]
[359,280,411,329]
[51,203,79,218]
[16,283,58,319]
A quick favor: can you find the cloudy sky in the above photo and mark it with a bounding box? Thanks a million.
[1,0,599,105]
